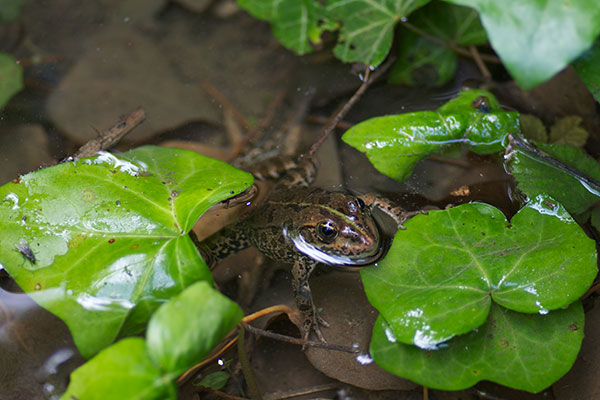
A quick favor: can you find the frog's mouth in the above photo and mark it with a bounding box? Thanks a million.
[284,228,390,268]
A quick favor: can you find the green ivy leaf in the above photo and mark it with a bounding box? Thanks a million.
[444,0,600,89]
[342,89,519,181]
[507,142,600,215]
[0,53,23,108]
[146,281,243,375]
[548,116,589,148]
[328,0,430,66]
[62,282,242,399]
[0,146,253,357]
[61,337,178,400]
[362,195,596,348]
[238,0,330,54]
[573,40,600,103]
[370,302,584,393]
[389,2,486,86]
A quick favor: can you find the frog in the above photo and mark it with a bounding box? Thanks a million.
[196,155,416,344]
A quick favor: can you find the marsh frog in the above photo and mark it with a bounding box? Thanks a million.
[197,156,414,342]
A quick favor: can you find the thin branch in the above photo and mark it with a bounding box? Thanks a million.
[243,322,360,353]
[469,45,491,80]
[71,108,146,159]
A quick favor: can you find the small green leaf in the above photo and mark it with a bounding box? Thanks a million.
[342,89,519,181]
[362,195,596,347]
[0,0,24,22]
[507,142,600,215]
[146,281,243,375]
[370,302,584,393]
[0,146,253,357]
[389,2,486,86]
[0,53,23,108]
[61,337,177,400]
[195,371,230,390]
[519,114,548,143]
[328,0,430,66]
[444,0,600,89]
[238,0,330,54]
[548,116,589,148]
[573,40,600,103]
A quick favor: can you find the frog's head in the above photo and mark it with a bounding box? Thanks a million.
[282,190,384,267]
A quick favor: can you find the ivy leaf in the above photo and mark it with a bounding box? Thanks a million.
[507,142,600,215]
[146,281,243,375]
[342,89,519,181]
[573,40,600,103]
[370,302,584,393]
[61,282,243,399]
[0,146,253,357]
[61,337,178,400]
[389,2,486,86]
[327,0,430,66]
[238,0,330,54]
[0,53,23,109]
[444,0,600,89]
[361,195,596,348]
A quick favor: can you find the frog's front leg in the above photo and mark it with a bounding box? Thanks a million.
[291,259,329,344]
[358,193,423,230]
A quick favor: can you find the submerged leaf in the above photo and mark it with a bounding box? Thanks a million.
[0,53,22,109]
[519,114,548,143]
[548,116,589,148]
[0,146,253,357]
[371,302,584,393]
[342,89,519,181]
[361,195,596,348]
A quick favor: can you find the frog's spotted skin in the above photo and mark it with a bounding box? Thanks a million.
[198,157,411,343]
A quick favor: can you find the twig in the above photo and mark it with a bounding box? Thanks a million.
[401,21,501,64]
[243,322,359,353]
[71,108,146,159]
[469,45,491,80]
[263,383,340,400]
[306,115,353,131]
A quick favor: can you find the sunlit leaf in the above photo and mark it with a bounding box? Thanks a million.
[362,195,596,347]
[342,89,519,181]
[61,338,177,400]
[371,302,584,393]
[0,146,253,357]
[507,142,600,215]
[146,281,243,375]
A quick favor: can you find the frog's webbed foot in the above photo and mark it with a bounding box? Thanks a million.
[302,307,329,345]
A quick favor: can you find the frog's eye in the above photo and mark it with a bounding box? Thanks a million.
[316,220,338,242]
[357,198,366,210]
